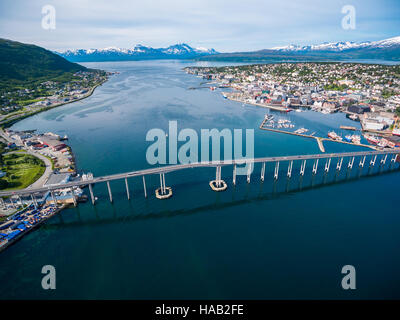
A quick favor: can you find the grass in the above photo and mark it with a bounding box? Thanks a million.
[0,153,45,190]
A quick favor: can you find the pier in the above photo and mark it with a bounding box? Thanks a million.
[259,118,378,153]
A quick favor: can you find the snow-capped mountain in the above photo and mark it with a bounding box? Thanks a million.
[202,36,400,62]
[270,36,400,52]
[58,43,218,62]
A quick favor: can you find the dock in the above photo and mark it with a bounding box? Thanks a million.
[259,118,377,152]
[340,125,357,131]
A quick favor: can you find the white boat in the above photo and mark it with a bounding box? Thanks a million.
[392,128,400,136]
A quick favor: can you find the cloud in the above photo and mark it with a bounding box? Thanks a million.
[0,0,399,51]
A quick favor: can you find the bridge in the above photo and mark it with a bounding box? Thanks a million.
[0,149,399,206]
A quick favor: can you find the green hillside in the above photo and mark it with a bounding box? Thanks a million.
[0,38,87,91]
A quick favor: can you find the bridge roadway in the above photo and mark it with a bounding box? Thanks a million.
[1,149,399,197]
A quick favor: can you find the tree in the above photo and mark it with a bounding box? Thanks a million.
[0,179,8,189]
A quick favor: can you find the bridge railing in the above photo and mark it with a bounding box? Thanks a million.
[0,149,399,198]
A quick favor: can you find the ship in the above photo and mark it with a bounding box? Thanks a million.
[344,135,352,142]
[392,128,400,136]
[328,131,342,141]
[351,135,361,144]
[364,134,380,145]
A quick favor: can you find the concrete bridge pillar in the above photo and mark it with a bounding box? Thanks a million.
[125,178,130,200]
[274,161,279,180]
[11,197,16,209]
[50,191,57,206]
[348,157,355,169]
[31,194,38,208]
[381,154,387,165]
[89,183,95,205]
[71,189,77,207]
[359,156,366,168]
[210,166,227,192]
[300,160,307,176]
[312,159,319,174]
[336,157,343,171]
[247,163,251,183]
[391,154,398,163]
[233,164,236,185]
[107,181,113,203]
[261,162,266,181]
[142,176,147,198]
[156,172,172,199]
[287,160,293,178]
[370,155,377,167]
[325,158,331,173]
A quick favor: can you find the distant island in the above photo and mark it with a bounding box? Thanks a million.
[0,38,111,127]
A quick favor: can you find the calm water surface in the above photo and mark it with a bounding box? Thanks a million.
[1,60,399,299]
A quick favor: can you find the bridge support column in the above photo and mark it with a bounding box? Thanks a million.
[348,157,355,169]
[300,160,306,176]
[391,154,398,163]
[125,178,130,200]
[17,195,23,206]
[287,161,293,178]
[156,173,172,199]
[381,154,387,165]
[11,197,16,209]
[312,159,319,174]
[50,191,57,206]
[71,189,77,207]
[30,194,37,208]
[359,156,366,168]
[370,155,377,167]
[233,164,236,185]
[107,181,113,203]
[336,157,343,171]
[89,183,95,205]
[142,176,147,198]
[274,161,279,180]
[261,162,266,181]
[210,166,227,192]
[325,158,331,173]
[247,163,251,183]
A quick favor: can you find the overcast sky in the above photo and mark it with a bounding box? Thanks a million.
[0,0,399,52]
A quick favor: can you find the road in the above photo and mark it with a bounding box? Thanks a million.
[0,129,53,190]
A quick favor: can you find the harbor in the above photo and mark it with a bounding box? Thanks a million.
[259,115,380,153]
[0,203,65,252]
[2,60,400,300]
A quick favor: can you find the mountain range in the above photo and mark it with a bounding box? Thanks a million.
[197,36,400,62]
[58,43,218,62]
[57,36,400,62]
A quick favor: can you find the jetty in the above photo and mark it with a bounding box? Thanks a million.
[259,118,378,153]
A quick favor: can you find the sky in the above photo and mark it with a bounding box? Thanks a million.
[0,0,399,52]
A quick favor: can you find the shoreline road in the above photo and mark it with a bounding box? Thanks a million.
[25,150,52,189]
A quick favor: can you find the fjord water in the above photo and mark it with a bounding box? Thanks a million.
[1,60,400,299]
